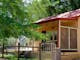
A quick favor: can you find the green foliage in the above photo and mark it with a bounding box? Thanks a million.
[48,0,80,16]
[0,0,25,38]
[26,0,80,21]
[26,0,50,21]
[0,0,48,45]
[68,0,80,10]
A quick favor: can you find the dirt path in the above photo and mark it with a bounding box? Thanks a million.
[0,58,8,60]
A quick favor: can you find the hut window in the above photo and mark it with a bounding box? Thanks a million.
[70,29,77,49]
[42,31,46,41]
[53,32,58,46]
[61,28,68,49]
[61,27,77,50]
[50,31,58,46]
[42,31,46,34]
[54,32,57,40]
[50,36,53,40]
[50,32,57,40]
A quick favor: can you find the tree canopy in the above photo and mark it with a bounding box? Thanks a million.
[0,0,46,40]
[48,0,80,16]
[26,0,80,21]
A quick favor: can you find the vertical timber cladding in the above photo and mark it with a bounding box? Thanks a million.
[77,17,80,52]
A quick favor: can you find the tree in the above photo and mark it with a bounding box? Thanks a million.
[48,0,80,16]
[67,0,80,10]
[0,0,46,40]
[26,0,51,21]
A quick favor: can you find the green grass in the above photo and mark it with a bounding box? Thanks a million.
[0,54,15,58]
[0,54,38,60]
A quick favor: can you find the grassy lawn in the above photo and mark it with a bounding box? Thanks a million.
[0,54,38,60]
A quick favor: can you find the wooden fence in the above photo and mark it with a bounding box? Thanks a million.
[0,42,61,60]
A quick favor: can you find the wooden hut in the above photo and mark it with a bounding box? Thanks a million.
[35,9,80,52]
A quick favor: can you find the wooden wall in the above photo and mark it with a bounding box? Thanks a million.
[37,20,58,32]
[77,17,80,52]
[61,20,78,27]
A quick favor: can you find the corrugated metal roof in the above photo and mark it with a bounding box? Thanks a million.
[35,9,80,24]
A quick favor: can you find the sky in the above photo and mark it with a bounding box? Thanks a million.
[23,0,32,3]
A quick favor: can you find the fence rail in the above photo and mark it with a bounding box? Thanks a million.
[0,42,61,60]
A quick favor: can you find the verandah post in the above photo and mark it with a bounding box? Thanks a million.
[58,20,61,48]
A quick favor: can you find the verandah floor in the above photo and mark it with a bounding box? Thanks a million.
[61,52,80,60]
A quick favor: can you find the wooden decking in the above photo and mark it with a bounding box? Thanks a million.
[61,52,80,60]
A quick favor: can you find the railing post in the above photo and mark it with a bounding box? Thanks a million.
[2,42,4,58]
[39,43,41,60]
[51,43,56,60]
[18,43,20,60]
[56,48,61,60]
